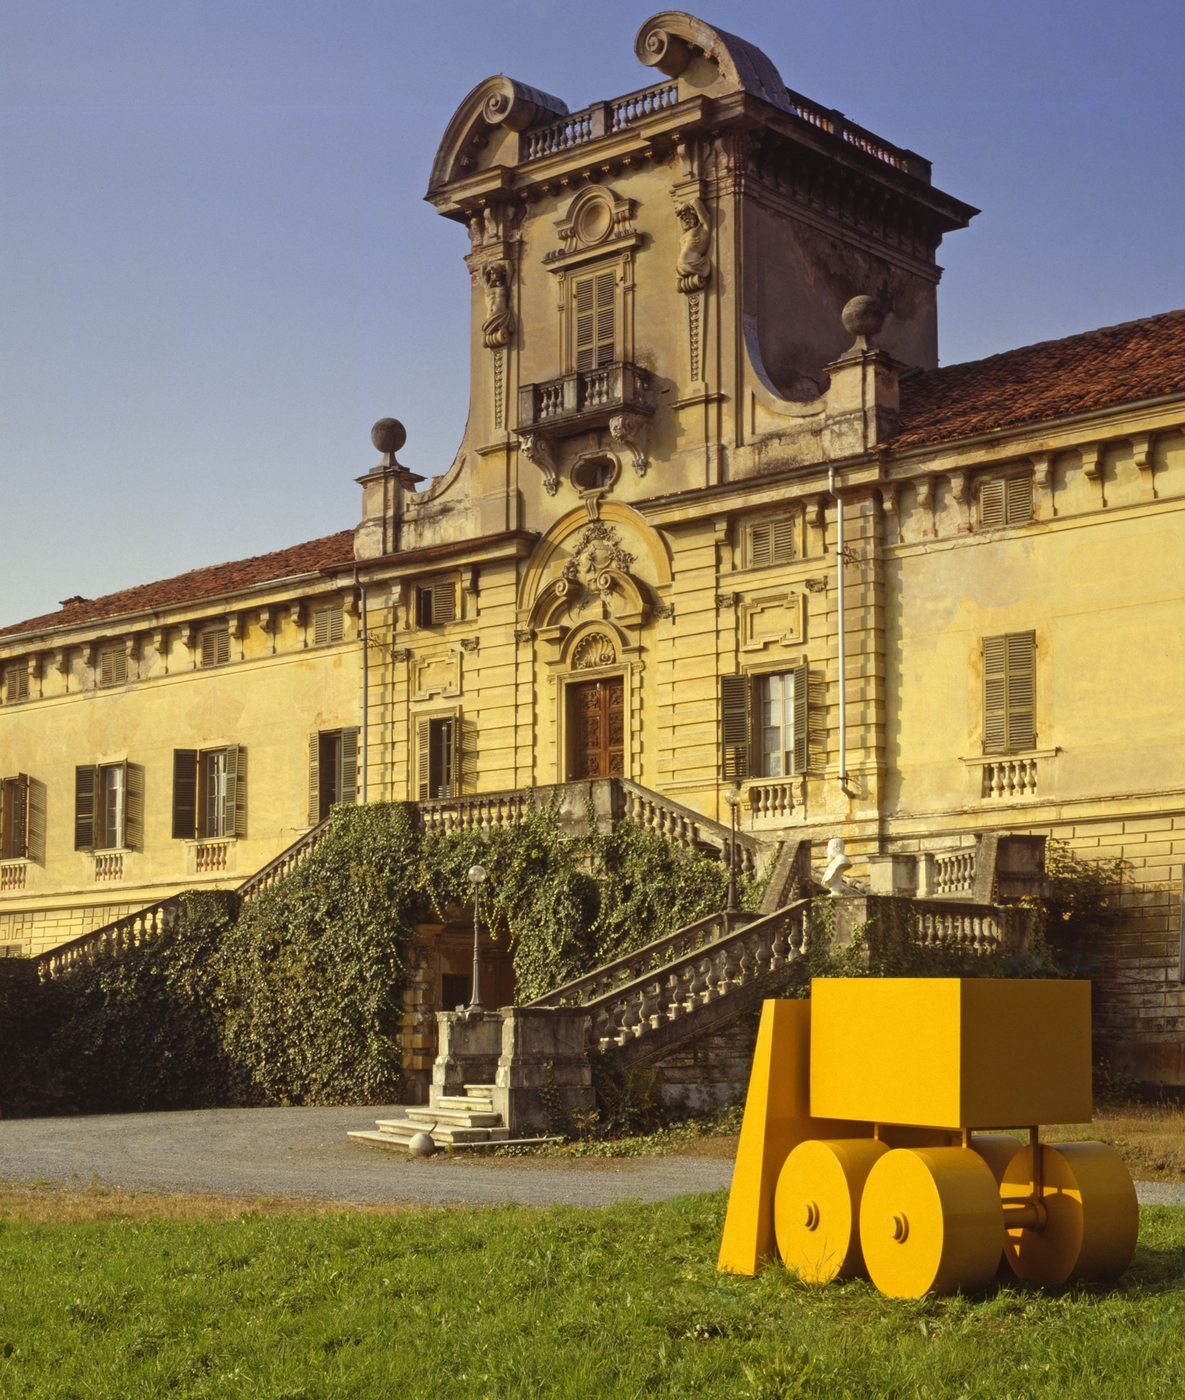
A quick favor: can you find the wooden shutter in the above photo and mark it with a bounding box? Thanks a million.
[172,750,198,839]
[5,665,28,703]
[340,728,359,805]
[749,522,772,567]
[27,778,46,864]
[771,517,795,562]
[74,765,98,849]
[314,607,343,645]
[749,518,795,567]
[233,747,247,836]
[99,648,126,687]
[791,663,809,774]
[125,762,144,850]
[431,581,456,624]
[1006,475,1033,523]
[1005,631,1036,751]
[0,780,9,858]
[720,674,751,780]
[980,480,1005,528]
[983,632,1036,753]
[574,272,615,372]
[416,719,431,800]
[201,630,229,667]
[8,774,30,859]
[308,734,321,826]
[221,745,240,839]
[594,271,615,366]
[574,275,595,372]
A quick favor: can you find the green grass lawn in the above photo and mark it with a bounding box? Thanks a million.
[1,1193,1184,1399]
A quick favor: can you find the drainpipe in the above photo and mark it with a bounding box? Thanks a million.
[828,467,856,800]
[356,574,369,804]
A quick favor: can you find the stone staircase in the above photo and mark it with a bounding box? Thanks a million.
[347,1083,512,1150]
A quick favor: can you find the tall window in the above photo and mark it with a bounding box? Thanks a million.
[416,716,457,800]
[172,747,245,839]
[573,269,615,372]
[720,664,809,780]
[75,762,143,850]
[416,581,457,628]
[0,775,29,859]
[983,632,1036,753]
[309,728,359,824]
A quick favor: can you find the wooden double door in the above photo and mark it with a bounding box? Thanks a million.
[569,678,625,779]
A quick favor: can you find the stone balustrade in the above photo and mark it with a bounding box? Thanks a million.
[35,897,181,980]
[237,817,330,901]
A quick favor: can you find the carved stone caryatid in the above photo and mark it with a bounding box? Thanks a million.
[674,196,712,293]
[480,261,515,349]
[519,431,559,495]
[609,411,649,477]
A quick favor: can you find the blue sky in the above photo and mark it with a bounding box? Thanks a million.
[3,0,1183,627]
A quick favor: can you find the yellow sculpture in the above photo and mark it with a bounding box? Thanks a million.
[719,981,1138,1298]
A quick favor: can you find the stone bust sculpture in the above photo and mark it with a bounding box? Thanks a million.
[675,198,712,293]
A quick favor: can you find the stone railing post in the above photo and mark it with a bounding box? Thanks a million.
[492,1007,594,1136]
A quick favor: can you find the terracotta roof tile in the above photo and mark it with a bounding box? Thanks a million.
[0,531,356,641]
[897,309,1185,451]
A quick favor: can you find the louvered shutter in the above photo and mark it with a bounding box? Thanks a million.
[10,774,29,859]
[74,765,98,849]
[1005,632,1036,751]
[771,517,795,562]
[791,663,809,774]
[432,581,456,624]
[340,728,359,805]
[308,734,321,826]
[200,633,215,668]
[983,636,1007,753]
[27,778,46,864]
[720,674,751,780]
[417,719,431,800]
[574,276,595,372]
[99,649,125,687]
[221,745,240,839]
[314,610,328,646]
[233,747,247,835]
[749,523,772,567]
[0,780,8,857]
[595,271,615,366]
[1006,475,1033,524]
[125,762,144,850]
[980,480,1005,528]
[172,750,198,839]
[217,630,230,665]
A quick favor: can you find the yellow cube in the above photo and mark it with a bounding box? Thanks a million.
[809,978,1092,1129]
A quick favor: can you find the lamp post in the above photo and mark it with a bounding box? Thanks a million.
[724,787,741,915]
[466,864,487,1016]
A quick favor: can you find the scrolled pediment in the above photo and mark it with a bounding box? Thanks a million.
[428,76,569,194]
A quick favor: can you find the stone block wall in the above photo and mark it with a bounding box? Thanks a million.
[652,1008,761,1111]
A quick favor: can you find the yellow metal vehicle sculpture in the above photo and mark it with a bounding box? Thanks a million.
[718,980,1138,1298]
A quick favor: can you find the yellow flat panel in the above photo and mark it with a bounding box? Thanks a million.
[810,978,1093,1129]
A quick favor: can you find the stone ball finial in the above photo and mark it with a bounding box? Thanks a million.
[842,295,885,340]
[371,418,406,456]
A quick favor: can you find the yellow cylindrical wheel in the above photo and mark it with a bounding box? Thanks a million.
[970,1133,1025,1185]
[860,1147,1004,1298]
[774,1138,890,1283]
[1001,1141,1138,1285]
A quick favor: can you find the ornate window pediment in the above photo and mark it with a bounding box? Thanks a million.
[545,187,637,267]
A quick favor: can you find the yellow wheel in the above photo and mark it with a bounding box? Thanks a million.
[1001,1141,1138,1285]
[970,1133,1026,1185]
[860,1147,1004,1298]
[774,1138,889,1283]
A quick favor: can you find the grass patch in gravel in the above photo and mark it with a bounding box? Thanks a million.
[0,1191,1184,1397]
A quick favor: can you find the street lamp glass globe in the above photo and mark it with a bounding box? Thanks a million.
[724,787,742,807]
[468,864,487,885]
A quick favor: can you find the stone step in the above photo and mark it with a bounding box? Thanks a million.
[434,1094,493,1112]
[404,1106,502,1128]
[358,1120,509,1147]
[463,1083,495,1099]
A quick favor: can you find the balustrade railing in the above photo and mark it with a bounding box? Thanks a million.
[522,82,680,163]
[94,852,123,882]
[237,817,331,902]
[746,780,795,823]
[416,789,529,835]
[931,849,975,897]
[879,897,1030,958]
[0,861,27,891]
[982,758,1039,799]
[610,82,679,130]
[580,901,808,1054]
[619,779,764,876]
[195,841,230,873]
[35,897,181,980]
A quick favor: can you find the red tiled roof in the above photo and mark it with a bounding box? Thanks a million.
[897,309,1185,451]
[0,531,356,640]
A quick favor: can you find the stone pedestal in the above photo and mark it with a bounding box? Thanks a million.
[430,1010,505,1107]
[492,1006,594,1135]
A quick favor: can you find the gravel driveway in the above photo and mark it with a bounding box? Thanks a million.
[0,1106,733,1208]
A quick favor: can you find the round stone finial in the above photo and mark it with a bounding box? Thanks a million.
[407,1131,436,1158]
[371,417,406,456]
[841,295,885,340]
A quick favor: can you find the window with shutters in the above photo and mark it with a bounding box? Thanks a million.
[416,715,458,800]
[98,647,127,687]
[747,517,796,568]
[172,747,246,838]
[982,632,1036,754]
[0,775,30,859]
[720,665,809,780]
[75,761,143,850]
[313,606,344,645]
[3,664,29,704]
[308,728,359,824]
[571,268,616,372]
[415,580,457,628]
[979,474,1033,528]
[200,628,231,668]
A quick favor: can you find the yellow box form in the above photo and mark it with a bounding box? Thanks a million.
[810,978,1092,1129]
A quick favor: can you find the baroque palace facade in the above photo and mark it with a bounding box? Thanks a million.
[2,12,1184,1084]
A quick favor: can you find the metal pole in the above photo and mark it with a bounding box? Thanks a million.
[726,800,738,914]
[829,466,850,794]
[358,578,369,804]
[470,887,483,1012]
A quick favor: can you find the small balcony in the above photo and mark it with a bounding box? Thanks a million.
[517,362,650,436]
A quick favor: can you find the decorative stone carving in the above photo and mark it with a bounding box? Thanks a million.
[481,262,515,349]
[609,411,649,477]
[519,432,559,495]
[804,578,827,594]
[674,197,711,293]
[459,637,480,652]
[548,187,636,263]
[552,522,636,619]
[572,632,617,669]
[513,629,533,646]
